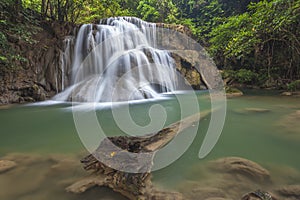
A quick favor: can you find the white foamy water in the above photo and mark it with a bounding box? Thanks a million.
[54,17,177,102]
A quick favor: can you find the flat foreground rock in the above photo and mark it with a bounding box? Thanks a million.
[0,160,16,173]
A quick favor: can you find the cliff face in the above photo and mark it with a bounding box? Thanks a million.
[0,19,75,104]
[0,15,208,104]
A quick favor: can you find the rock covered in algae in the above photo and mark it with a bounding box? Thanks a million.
[241,190,277,200]
[225,87,243,98]
[209,157,270,182]
[0,160,16,173]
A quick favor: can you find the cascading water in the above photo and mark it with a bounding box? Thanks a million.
[59,36,74,91]
[54,17,177,102]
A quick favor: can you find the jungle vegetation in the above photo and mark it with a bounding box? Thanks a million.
[1,0,300,88]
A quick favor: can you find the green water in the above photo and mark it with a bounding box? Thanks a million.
[0,92,300,199]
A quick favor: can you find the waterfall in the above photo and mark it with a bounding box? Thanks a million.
[59,36,74,91]
[54,17,177,102]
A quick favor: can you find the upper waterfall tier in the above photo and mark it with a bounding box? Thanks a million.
[54,17,178,102]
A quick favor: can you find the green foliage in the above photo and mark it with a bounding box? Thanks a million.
[137,0,160,22]
[136,0,179,23]
[222,69,258,84]
[0,56,8,62]
[174,0,225,44]
[1,0,300,85]
[235,69,258,84]
[0,31,8,64]
[287,80,300,92]
[76,0,133,23]
[209,0,300,83]
[0,0,37,71]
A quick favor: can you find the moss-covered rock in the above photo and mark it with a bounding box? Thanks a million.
[225,87,243,97]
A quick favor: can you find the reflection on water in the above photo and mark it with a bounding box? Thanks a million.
[0,92,300,199]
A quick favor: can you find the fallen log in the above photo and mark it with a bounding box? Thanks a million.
[67,110,211,200]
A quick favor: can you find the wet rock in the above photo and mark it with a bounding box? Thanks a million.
[0,20,75,105]
[276,185,300,198]
[171,51,207,90]
[225,87,243,98]
[281,91,300,97]
[0,160,17,173]
[0,104,14,109]
[66,176,106,194]
[281,92,293,96]
[150,189,183,200]
[0,153,87,200]
[234,108,270,115]
[209,157,270,182]
[67,175,183,200]
[241,190,276,200]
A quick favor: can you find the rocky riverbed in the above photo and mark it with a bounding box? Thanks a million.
[1,153,299,200]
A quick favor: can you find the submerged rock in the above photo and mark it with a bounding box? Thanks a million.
[0,160,16,173]
[66,176,106,194]
[244,108,270,113]
[234,108,271,115]
[209,157,270,182]
[276,110,300,137]
[67,174,183,200]
[275,185,300,198]
[188,187,226,200]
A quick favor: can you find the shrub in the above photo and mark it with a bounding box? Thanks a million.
[221,69,258,84]
[287,80,300,92]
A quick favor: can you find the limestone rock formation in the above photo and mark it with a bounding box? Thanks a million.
[0,21,75,104]
[0,160,16,173]
[209,157,270,182]
[275,185,300,199]
[171,51,208,90]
